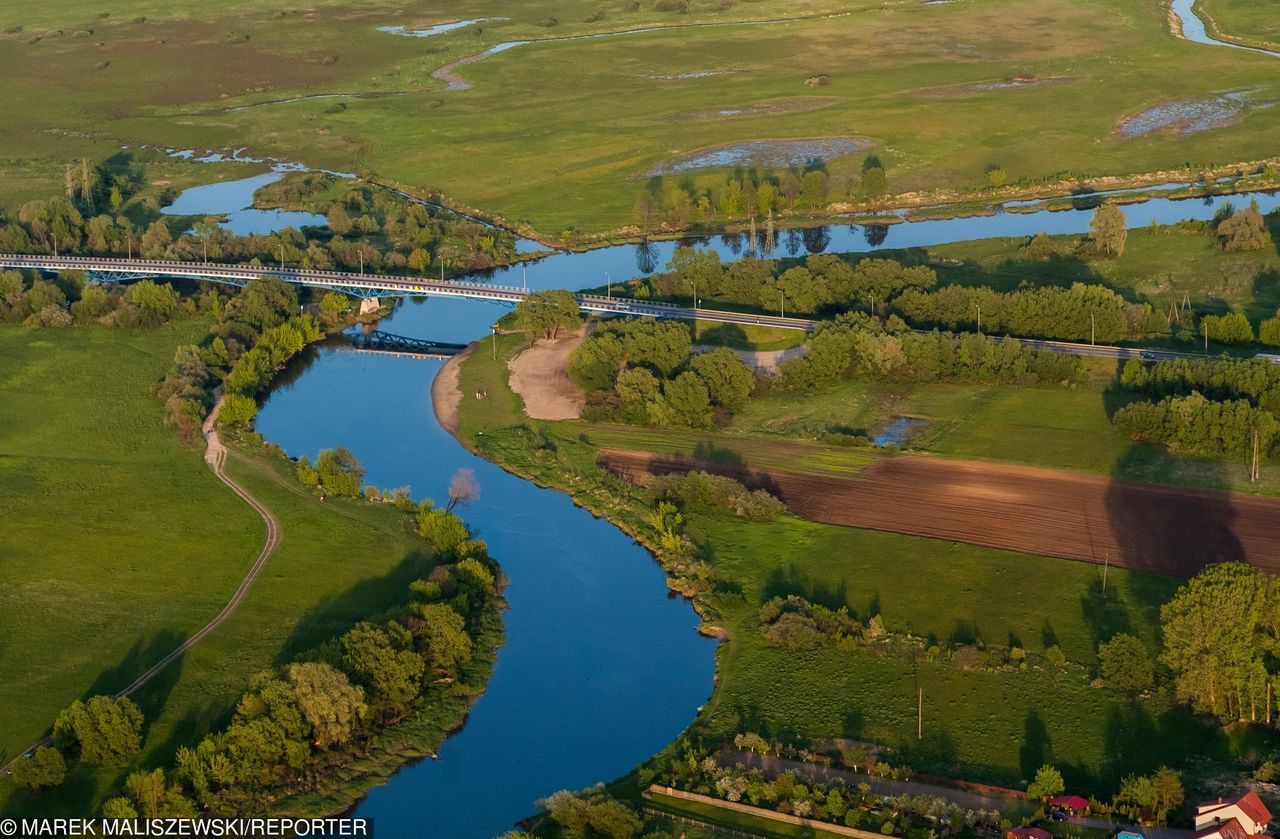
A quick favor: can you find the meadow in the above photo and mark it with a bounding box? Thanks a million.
[1195,0,1280,49]
[453,327,1272,796]
[0,324,438,816]
[1,0,1279,239]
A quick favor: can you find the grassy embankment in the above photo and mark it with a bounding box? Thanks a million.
[1193,0,1280,51]
[451,325,1275,796]
[2,0,1280,239]
[0,322,488,816]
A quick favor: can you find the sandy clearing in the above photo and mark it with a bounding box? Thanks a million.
[695,343,806,373]
[508,326,587,420]
[431,343,476,435]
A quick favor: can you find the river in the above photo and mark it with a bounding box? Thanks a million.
[206,169,1279,836]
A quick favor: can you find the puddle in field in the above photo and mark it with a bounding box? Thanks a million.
[378,19,507,38]
[874,416,928,448]
[656,70,724,80]
[1116,89,1264,137]
[641,136,874,176]
[971,75,1071,91]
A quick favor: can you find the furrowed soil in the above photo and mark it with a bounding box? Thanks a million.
[599,449,1280,577]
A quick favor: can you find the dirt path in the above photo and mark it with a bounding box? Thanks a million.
[599,449,1280,578]
[508,326,587,420]
[431,343,477,434]
[2,396,282,773]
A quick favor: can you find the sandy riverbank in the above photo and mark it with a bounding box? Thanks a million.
[507,326,588,420]
[431,343,477,435]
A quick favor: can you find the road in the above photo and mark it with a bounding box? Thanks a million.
[0,254,1252,354]
[1,397,281,775]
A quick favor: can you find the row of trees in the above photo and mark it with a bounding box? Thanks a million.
[639,249,937,316]
[91,501,501,815]
[1112,392,1278,461]
[632,163,878,231]
[154,277,336,441]
[0,270,204,329]
[568,318,756,428]
[890,282,1163,343]
[776,313,1085,392]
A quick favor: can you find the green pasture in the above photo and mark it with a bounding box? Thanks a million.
[0,324,436,817]
[1194,0,1280,49]
[1,0,1279,238]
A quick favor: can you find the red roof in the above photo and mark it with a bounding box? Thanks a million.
[1198,792,1273,827]
[1008,828,1052,839]
[1051,795,1089,811]
[1195,817,1250,839]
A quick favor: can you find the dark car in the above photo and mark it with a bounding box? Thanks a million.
[1138,350,1156,360]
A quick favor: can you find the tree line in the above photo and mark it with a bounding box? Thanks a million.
[155,277,338,442]
[776,313,1085,392]
[1112,356,1280,462]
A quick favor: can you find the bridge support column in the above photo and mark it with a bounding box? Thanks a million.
[359,297,381,316]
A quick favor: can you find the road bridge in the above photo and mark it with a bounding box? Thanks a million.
[0,253,811,330]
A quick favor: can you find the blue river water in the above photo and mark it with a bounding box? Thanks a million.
[239,172,1277,837]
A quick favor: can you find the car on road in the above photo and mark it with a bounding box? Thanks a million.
[1138,350,1156,360]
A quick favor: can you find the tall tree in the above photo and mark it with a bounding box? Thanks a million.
[1089,204,1127,258]
[11,746,66,791]
[514,289,580,340]
[53,695,144,766]
[285,662,367,749]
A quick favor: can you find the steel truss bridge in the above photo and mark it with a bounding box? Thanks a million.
[0,253,813,331]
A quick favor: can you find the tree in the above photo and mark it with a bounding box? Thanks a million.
[102,797,138,819]
[218,393,258,428]
[285,662,368,749]
[314,447,365,497]
[11,746,66,791]
[1115,773,1158,820]
[650,371,714,428]
[514,289,580,339]
[447,468,480,512]
[411,602,473,674]
[1026,764,1064,801]
[417,504,469,554]
[1151,767,1184,816]
[1161,562,1270,720]
[1089,205,1127,258]
[800,170,829,210]
[1217,203,1269,251]
[140,219,172,258]
[1098,633,1154,693]
[339,622,425,716]
[124,768,196,818]
[53,695,144,766]
[862,166,888,203]
[690,348,755,411]
[125,280,180,326]
[1201,312,1254,344]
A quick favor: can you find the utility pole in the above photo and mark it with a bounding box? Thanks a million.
[1102,552,1109,594]
[127,234,132,260]
[278,244,284,272]
[491,322,499,360]
[780,291,785,319]
[1090,312,1096,346]
[203,240,207,264]
[522,264,527,290]
[606,271,611,301]
[359,249,364,276]
[976,303,981,334]
[1252,426,1261,482]
[917,686,923,740]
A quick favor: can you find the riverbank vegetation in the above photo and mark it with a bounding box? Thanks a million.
[0,280,504,819]
[0,163,518,275]
[450,311,1280,808]
[2,0,1280,241]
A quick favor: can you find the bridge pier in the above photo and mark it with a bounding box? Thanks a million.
[358,297,381,316]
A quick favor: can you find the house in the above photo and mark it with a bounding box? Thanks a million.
[1195,792,1273,835]
[1194,817,1252,839]
[1051,795,1090,815]
[1007,827,1052,839]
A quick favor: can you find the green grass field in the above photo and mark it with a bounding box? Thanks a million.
[1194,0,1280,49]
[0,324,439,816]
[454,326,1274,796]
[2,0,1279,238]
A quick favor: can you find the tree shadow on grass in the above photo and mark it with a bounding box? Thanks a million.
[83,628,189,740]
[1019,709,1051,781]
[761,564,848,612]
[273,548,432,667]
[1080,576,1133,646]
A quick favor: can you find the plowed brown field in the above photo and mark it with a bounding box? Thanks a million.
[599,449,1280,578]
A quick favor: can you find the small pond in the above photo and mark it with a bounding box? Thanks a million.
[161,170,328,236]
